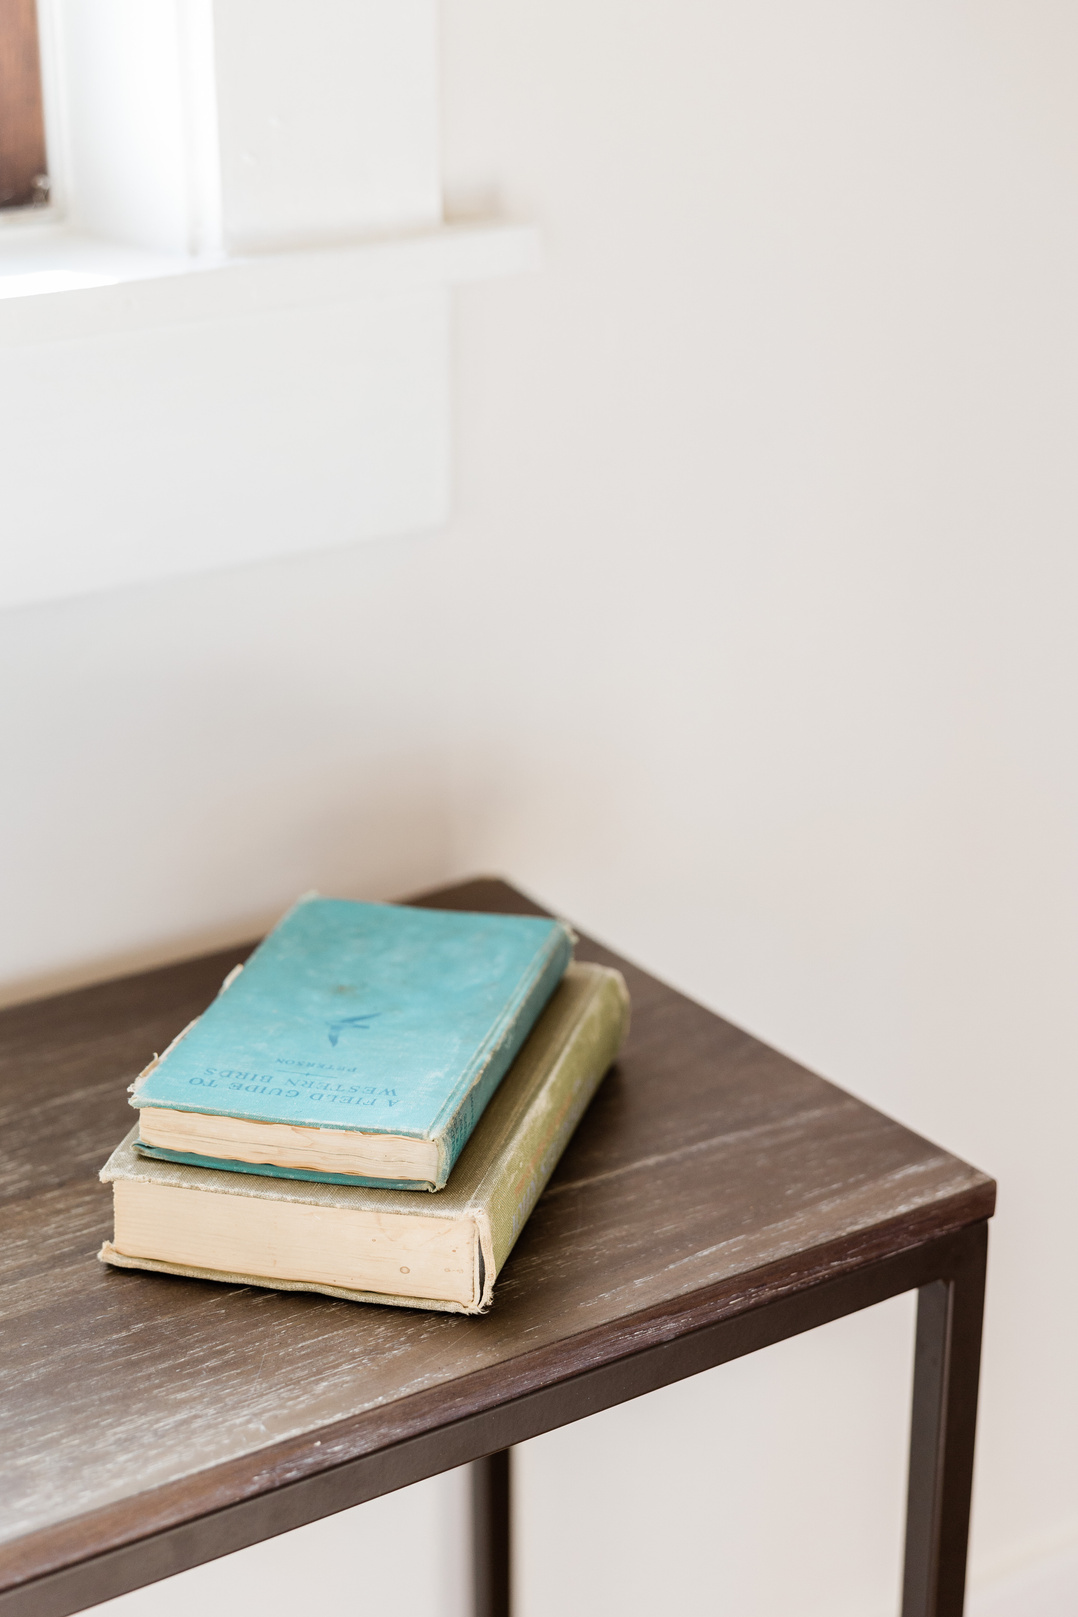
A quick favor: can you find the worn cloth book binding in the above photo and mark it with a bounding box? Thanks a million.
[130,895,574,1192]
[101,962,629,1315]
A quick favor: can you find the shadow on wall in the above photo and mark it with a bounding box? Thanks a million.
[0,774,456,1011]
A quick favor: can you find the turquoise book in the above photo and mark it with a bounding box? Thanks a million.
[130,895,574,1192]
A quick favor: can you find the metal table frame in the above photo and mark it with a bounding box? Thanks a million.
[471,1220,988,1617]
[8,1224,987,1617]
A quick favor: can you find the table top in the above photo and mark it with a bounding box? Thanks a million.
[1,878,994,1599]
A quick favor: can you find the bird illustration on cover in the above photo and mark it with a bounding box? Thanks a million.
[326,1012,380,1047]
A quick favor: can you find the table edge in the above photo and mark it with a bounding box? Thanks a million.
[0,1174,994,1597]
[2,877,996,1599]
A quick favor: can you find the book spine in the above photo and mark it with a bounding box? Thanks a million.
[474,967,630,1308]
[432,922,575,1187]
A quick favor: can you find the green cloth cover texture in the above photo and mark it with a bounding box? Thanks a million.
[130,896,574,1190]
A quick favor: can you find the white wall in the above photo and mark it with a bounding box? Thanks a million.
[4,1,1077,1613]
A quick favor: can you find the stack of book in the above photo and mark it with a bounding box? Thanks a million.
[99,895,630,1314]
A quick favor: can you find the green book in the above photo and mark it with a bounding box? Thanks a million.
[100,963,629,1315]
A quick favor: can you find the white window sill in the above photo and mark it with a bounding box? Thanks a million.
[0,218,539,348]
[1,1,538,605]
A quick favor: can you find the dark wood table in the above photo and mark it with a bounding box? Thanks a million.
[0,879,995,1617]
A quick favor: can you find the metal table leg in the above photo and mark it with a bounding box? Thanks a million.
[473,1449,511,1617]
[901,1221,989,1617]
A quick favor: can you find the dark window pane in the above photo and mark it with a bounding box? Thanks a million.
[0,0,47,209]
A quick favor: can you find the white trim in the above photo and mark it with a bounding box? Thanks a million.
[34,0,69,219]
[0,218,539,346]
[0,1,536,605]
[174,0,223,257]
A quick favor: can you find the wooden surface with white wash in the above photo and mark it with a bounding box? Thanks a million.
[0,878,994,1609]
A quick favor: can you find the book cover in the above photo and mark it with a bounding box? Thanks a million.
[130,896,574,1191]
[101,962,630,1315]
